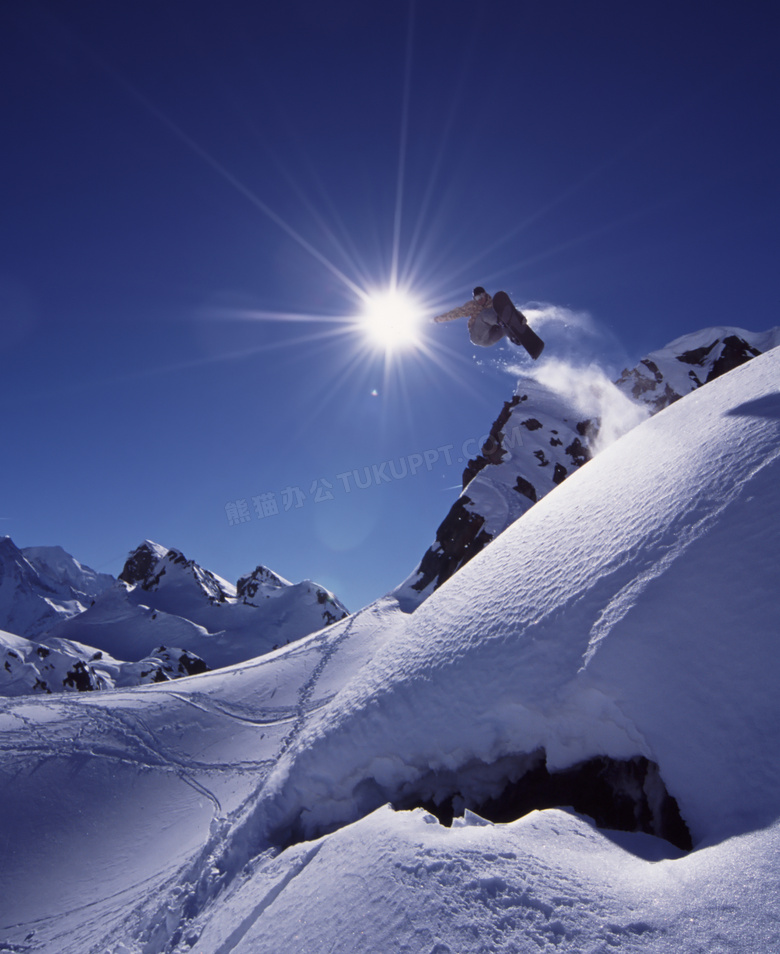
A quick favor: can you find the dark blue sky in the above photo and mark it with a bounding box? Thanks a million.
[3,1,779,611]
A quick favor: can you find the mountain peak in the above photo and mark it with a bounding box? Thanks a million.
[118,540,180,588]
[236,565,290,601]
[118,541,236,604]
[615,326,780,412]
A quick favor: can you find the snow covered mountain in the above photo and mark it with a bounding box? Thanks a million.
[0,536,113,639]
[0,628,208,695]
[396,324,779,608]
[393,381,612,608]
[0,538,349,692]
[0,339,778,952]
[614,325,780,410]
[46,541,350,670]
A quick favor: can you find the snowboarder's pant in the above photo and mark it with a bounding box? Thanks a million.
[468,307,506,347]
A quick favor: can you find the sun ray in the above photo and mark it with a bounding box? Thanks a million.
[391,0,416,288]
[90,52,368,300]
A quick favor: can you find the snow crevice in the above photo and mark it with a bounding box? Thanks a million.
[394,751,692,852]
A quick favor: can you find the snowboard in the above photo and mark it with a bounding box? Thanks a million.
[492,291,545,360]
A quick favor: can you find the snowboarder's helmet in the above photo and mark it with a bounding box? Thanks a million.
[473,286,487,299]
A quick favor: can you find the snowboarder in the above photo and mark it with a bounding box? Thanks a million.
[434,286,545,359]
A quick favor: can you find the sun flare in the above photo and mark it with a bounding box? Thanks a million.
[357,288,424,352]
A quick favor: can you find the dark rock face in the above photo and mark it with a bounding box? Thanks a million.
[402,395,595,603]
[236,565,287,601]
[462,395,524,486]
[700,335,761,382]
[63,661,97,692]
[118,541,159,587]
[515,476,538,502]
[617,333,766,412]
[150,646,210,678]
[119,541,231,603]
[671,335,761,390]
[175,650,209,677]
[411,497,493,595]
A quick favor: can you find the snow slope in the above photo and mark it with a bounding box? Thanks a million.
[1,347,779,952]
[393,378,614,607]
[397,324,779,609]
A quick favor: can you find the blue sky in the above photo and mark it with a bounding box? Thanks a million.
[2,0,779,612]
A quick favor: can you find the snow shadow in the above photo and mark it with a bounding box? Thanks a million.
[726,393,780,419]
[392,750,692,853]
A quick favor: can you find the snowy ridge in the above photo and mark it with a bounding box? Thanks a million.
[393,381,605,607]
[119,539,237,605]
[234,351,780,850]
[1,345,779,952]
[615,324,780,411]
[396,324,778,608]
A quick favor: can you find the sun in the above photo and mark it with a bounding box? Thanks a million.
[357,287,425,352]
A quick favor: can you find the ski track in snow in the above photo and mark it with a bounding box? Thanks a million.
[277,610,365,758]
[161,687,336,729]
[0,697,272,778]
[98,607,374,953]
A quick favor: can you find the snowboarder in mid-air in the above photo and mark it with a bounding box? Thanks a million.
[434,286,544,360]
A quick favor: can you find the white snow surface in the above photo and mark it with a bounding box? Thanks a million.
[1,347,779,952]
[394,325,780,611]
[22,544,115,597]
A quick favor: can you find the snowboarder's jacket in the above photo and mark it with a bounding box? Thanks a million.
[433,294,505,347]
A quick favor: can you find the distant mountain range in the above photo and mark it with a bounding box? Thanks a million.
[0,538,349,695]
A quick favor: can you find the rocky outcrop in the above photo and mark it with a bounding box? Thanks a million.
[615,329,773,412]
[394,384,598,608]
[238,564,349,626]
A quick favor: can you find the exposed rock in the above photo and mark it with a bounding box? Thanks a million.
[514,476,538,502]
[615,329,775,412]
[410,497,492,595]
[462,395,523,485]
[119,541,233,604]
[396,384,596,608]
[236,565,288,601]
